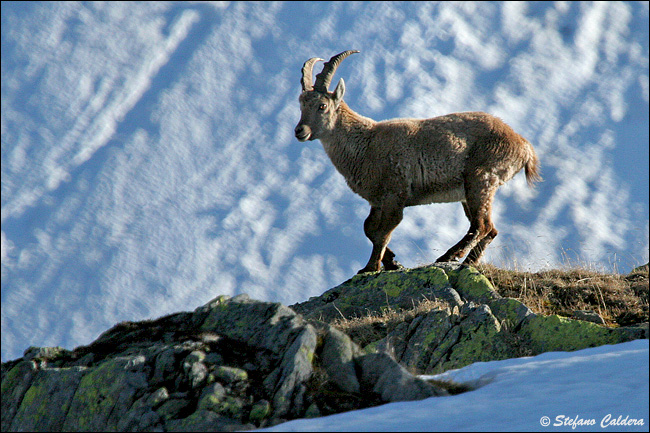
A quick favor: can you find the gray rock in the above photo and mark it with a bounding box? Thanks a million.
[1,361,37,431]
[166,409,247,432]
[199,382,227,407]
[304,402,322,419]
[157,398,192,421]
[264,325,317,418]
[183,350,208,388]
[214,366,248,384]
[125,354,147,371]
[116,388,165,431]
[249,400,271,423]
[22,346,70,362]
[320,327,361,394]
[61,357,148,431]
[373,321,410,359]
[421,303,513,374]
[399,308,455,372]
[188,362,208,389]
[204,352,224,365]
[148,387,170,407]
[572,310,606,325]
[213,395,245,419]
[198,294,303,357]
[116,408,161,432]
[152,347,180,386]
[489,297,535,329]
[184,350,206,364]
[358,352,447,401]
[9,366,86,432]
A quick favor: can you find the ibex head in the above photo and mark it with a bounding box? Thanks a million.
[295,50,359,142]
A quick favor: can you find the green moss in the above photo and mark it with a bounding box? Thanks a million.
[328,299,354,317]
[249,400,271,423]
[426,327,462,373]
[9,367,86,431]
[422,327,441,348]
[349,266,451,298]
[71,364,116,429]
[417,310,454,351]
[361,270,410,297]
[13,382,51,429]
[363,340,379,353]
[214,366,248,383]
[383,284,405,298]
[63,358,133,431]
[489,297,532,328]
[520,315,623,353]
[301,346,315,365]
[213,396,244,418]
[433,317,508,373]
[1,362,31,395]
[413,266,451,287]
[19,382,39,408]
[198,393,223,412]
[452,267,499,304]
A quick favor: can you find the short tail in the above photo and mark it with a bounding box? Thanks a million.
[524,150,542,187]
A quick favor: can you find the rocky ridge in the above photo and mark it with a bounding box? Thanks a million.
[2,263,647,431]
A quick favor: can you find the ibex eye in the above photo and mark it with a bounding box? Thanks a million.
[318,104,327,111]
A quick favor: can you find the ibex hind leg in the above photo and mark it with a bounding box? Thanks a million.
[436,182,497,264]
[461,200,498,265]
[464,226,498,265]
[436,228,483,263]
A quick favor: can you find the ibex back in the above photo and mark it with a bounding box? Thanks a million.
[295,50,541,274]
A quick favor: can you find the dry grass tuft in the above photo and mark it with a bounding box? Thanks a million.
[475,263,649,327]
[332,298,450,349]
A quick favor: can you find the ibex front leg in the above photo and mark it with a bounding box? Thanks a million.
[358,205,403,274]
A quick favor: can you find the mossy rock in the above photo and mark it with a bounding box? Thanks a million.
[429,304,512,374]
[61,357,146,431]
[292,265,462,322]
[446,266,500,304]
[519,314,639,353]
[7,366,85,431]
[249,400,271,423]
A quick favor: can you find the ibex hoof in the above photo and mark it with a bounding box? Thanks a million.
[383,260,403,271]
[435,256,459,263]
[357,266,380,274]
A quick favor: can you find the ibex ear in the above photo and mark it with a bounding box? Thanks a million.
[333,78,345,107]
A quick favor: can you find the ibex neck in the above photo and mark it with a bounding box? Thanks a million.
[320,101,374,146]
[336,101,375,134]
[319,101,375,186]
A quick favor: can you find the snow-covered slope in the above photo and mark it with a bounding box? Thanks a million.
[2,2,648,361]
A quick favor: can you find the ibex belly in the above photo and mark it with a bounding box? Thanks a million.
[409,186,465,206]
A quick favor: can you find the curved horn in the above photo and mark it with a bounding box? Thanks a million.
[301,57,323,92]
[314,50,360,93]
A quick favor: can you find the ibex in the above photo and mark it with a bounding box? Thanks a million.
[295,50,541,274]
